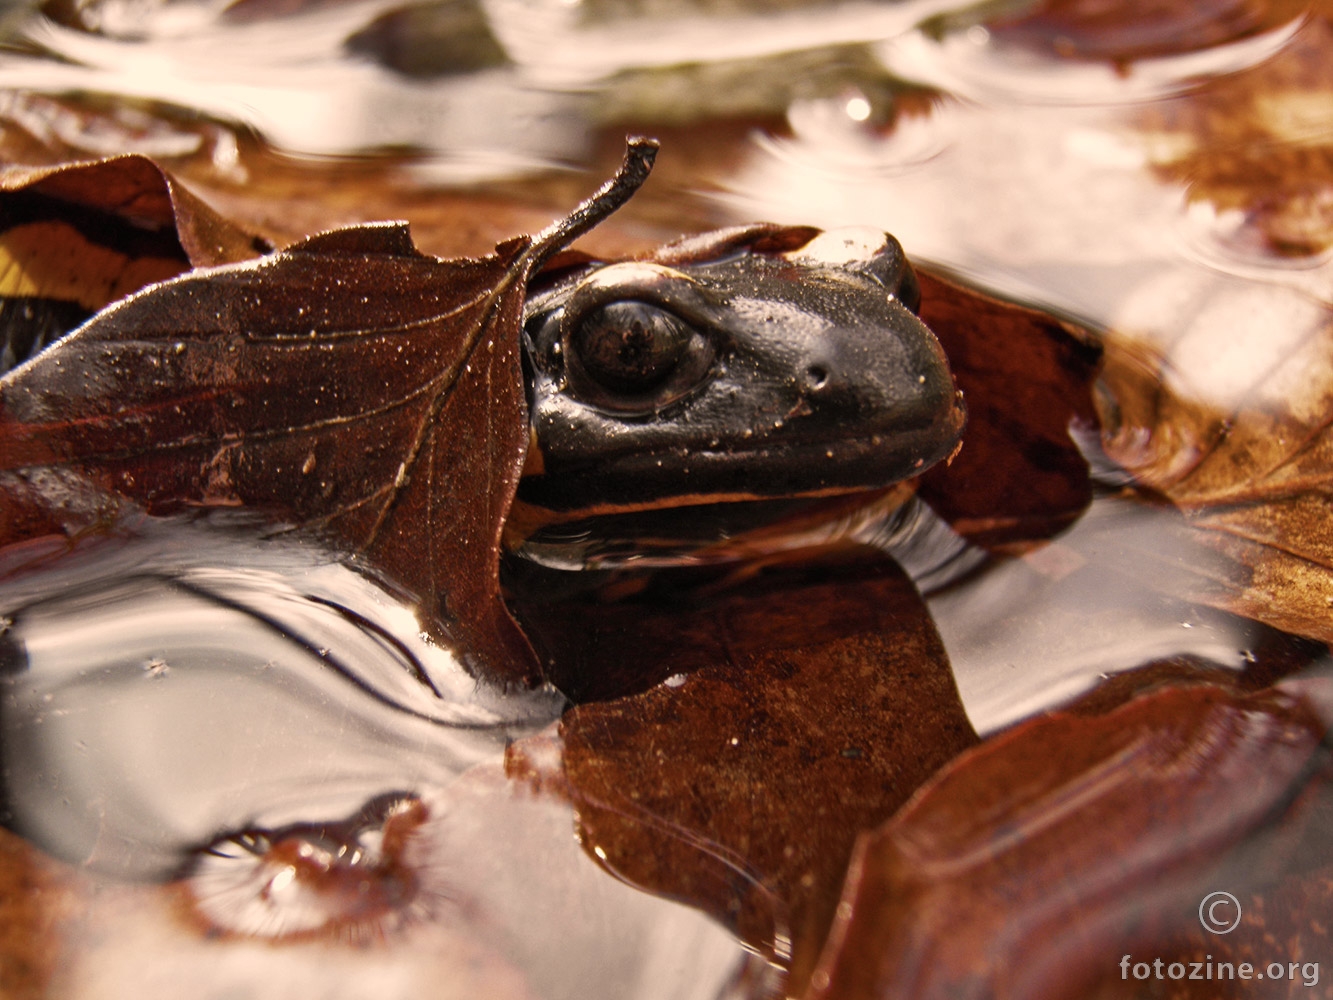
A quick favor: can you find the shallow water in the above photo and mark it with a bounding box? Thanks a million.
[0,523,775,998]
[1,0,1332,994]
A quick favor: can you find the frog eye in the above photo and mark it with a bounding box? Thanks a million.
[554,263,719,414]
[570,301,711,397]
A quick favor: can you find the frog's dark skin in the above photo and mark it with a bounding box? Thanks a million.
[517,225,966,526]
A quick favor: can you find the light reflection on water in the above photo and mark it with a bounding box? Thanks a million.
[0,522,562,874]
[929,496,1262,733]
[0,522,770,999]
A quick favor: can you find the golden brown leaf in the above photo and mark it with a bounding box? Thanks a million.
[1133,11,1333,259]
[1098,312,1333,645]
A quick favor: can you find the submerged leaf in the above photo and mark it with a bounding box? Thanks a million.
[0,139,660,684]
[0,825,83,1000]
[807,676,1333,1000]
[1098,311,1333,646]
[546,547,978,994]
[1134,13,1333,259]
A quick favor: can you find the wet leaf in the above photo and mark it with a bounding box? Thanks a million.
[0,826,83,1000]
[0,154,265,269]
[545,547,979,995]
[0,154,266,370]
[0,139,660,684]
[1135,11,1333,259]
[985,0,1308,67]
[1098,314,1333,647]
[806,676,1333,1000]
[915,269,1102,547]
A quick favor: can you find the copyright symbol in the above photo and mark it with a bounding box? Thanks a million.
[1199,891,1242,934]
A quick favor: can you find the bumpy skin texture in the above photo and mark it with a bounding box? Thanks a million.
[519,225,966,514]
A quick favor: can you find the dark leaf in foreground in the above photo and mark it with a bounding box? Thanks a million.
[915,269,1102,548]
[544,547,978,995]
[0,139,660,684]
[805,676,1333,1000]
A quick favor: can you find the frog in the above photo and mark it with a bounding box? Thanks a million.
[0,141,964,685]
[0,221,965,575]
[508,223,966,569]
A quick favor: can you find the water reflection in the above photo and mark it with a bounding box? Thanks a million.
[931,495,1263,733]
[0,0,973,174]
[0,522,772,997]
[876,15,1303,105]
[1,8,588,178]
[0,522,562,878]
[722,11,1333,365]
[41,767,770,1000]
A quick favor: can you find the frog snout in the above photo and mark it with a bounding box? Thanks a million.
[792,334,954,435]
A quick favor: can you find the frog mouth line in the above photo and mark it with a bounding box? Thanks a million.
[515,417,965,520]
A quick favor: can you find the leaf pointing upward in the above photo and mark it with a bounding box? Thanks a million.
[0,138,660,685]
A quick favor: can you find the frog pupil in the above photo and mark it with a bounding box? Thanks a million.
[573,301,693,394]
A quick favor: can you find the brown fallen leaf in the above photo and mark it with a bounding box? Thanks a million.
[1097,313,1333,647]
[0,138,659,684]
[1134,11,1333,259]
[805,677,1333,1000]
[539,546,979,995]
[0,154,266,371]
[915,269,1102,548]
[0,154,266,269]
[0,826,86,1000]
[984,0,1308,67]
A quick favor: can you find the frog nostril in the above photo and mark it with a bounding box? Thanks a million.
[804,364,829,391]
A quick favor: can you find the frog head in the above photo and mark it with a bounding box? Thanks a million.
[512,224,965,566]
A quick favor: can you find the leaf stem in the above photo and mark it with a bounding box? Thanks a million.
[525,136,660,272]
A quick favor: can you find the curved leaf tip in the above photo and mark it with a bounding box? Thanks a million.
[526,136,659,272]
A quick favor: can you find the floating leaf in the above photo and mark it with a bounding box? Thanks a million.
[546,547,978,994]
[0,139,660,684]
[984,0,1306,66]
[1098,312,1333,646]
[806,677,1333,1000]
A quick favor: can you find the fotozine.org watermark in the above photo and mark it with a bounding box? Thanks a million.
[1118,891,1321,989]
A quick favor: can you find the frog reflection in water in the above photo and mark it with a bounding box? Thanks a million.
[510,225,966,568]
